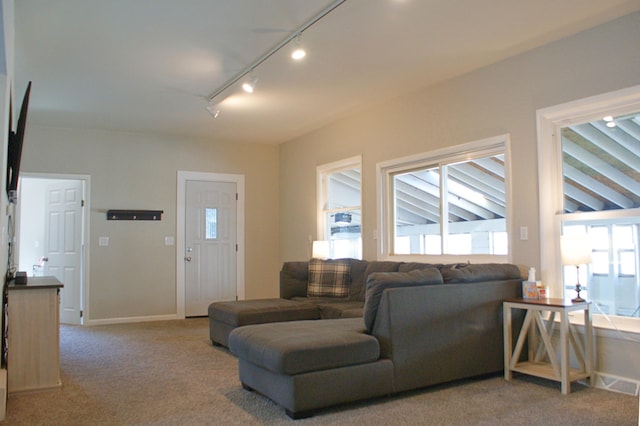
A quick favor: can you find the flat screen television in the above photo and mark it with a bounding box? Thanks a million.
[6,81,32,203]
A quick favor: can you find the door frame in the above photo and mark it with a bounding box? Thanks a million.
[16,172,91,324]
[176,171,245,319]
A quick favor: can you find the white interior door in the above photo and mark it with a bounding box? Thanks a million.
[43,180,84,325]
[184,180,237,316]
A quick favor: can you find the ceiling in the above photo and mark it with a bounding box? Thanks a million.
[13,0,640,145]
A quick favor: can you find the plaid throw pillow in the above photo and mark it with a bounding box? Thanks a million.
[307,258,351,298]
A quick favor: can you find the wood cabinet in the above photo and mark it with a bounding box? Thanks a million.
[7,277,63,394]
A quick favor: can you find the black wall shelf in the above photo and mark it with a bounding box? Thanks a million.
[106,210,163,221]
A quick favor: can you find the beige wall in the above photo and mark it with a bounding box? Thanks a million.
[1,0,15,290]
[21,126,280,321]
[279,12,640,272]
[11,11,640,324]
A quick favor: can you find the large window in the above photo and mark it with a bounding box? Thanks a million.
[317,156,362,259]
[378,135,511,261]
[559,111,640,317]
[538,85,640,321]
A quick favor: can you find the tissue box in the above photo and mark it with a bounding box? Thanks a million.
[522,281,540,299]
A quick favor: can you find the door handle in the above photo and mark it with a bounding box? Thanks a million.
[42,257,49,262]
[184,256,192,262]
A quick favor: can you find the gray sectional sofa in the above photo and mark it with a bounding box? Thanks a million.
[217,259,523,419]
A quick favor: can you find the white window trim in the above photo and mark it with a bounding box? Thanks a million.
[537,84,640,333]
[376,135,512,263]
[316,155,362,241]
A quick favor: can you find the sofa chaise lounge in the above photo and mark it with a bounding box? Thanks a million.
[221,259,523,419]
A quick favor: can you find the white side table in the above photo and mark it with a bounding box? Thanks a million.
[503,297,593,394]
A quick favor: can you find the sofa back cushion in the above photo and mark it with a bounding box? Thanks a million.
[440,263,522,283]
[348,260,368,300]
[307,258,352,298]
[398,262,441,272]
[280,261,310,299]
[363,267,443,332]
[350,261,403,302]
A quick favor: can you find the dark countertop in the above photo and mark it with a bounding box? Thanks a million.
[8,276,63,290]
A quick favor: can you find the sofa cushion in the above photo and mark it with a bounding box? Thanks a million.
[398,262,469,272]
[363,267,443,331]
[315,301,364,319]
[280,261,310,299]
[307,258,351,298]
[290,297,364,319]
[350,261,402,302]
[339,307,365,318]
[229,318,379,375]
[208,298,320,326]
[348,259,369,301]
[441,263,522,283]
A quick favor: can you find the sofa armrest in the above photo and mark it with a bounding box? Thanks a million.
[280,261,309,299]
[372,279,522,393]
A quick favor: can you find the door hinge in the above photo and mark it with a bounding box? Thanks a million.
[81,200,85,207]
[236,193,238,201]
[80,310,83,318]
[236,244,238,252]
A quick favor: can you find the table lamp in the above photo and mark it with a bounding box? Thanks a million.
[560,234,592,302]
[312,240,329,259]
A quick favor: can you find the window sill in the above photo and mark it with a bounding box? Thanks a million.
[568,312,640,338]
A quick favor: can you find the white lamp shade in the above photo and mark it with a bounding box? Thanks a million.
[312,240,329,259]
[560,234,592,266]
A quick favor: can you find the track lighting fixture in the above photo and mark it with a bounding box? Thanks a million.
[205,101,221,118]
[242,76,258,93]
[291,35,306,60]
[205,101,220,118]
[205,0,347,118]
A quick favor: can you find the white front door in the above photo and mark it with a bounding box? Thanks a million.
[184,180,237,316]
[43,179,84,325]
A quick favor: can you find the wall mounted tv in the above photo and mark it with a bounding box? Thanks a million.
[6,81,32,204]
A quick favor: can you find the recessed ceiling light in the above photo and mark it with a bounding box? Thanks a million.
[603,115,614,122]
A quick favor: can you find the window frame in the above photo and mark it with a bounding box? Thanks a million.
[316,155,362,259]
[377,135,512,263]
[537,84,640,311]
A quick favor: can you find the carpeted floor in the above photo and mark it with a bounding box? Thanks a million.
[2,318,638,425]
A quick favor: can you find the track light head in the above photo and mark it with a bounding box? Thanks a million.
[291,35,306,60]
[242,76,258,93]
[205,102,220,118]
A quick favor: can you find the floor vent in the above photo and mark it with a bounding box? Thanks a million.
[592,372,640,396]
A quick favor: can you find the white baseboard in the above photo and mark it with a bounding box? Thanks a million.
[83,314,180,326]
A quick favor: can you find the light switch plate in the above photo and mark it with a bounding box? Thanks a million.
[165,236,175,246]
[520,226,528,241]
[98,236,109,246]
